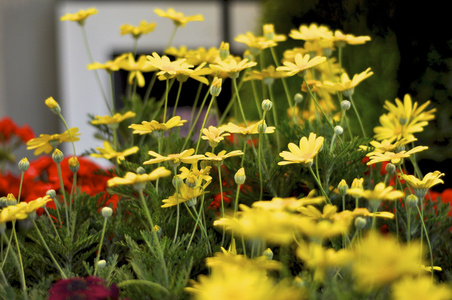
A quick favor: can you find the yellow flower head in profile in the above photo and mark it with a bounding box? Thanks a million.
[60,7,98,24]
[366,145,428,165]
[120,20,157,38]
[91,141,139,164]
[91,111,136,126]
[244,65,287,83]
[278,132,324,167]
[143,148,204,167]
[263,23,287,43]
[353,233,423,291]
[220,120,275,136]
[87,54,128,73]
[329,29,371,46]
[202,150,244,166]
[322,68,373,95]
[209,57,257,79]
[276,53,327,77]
[129,116,187,135]
[154,8,203,27]
[107,167,171,189]
[347,182,404,202]
[161,182,206,208]
[400,171,445,190]
[146,52,193,80]
[26,128,81,155]
[252,193,325,212]
[0,204,29,224]
[116,53,157,87]
[21,196,53,214]
[289,23,333,41]
[234,32,277,52]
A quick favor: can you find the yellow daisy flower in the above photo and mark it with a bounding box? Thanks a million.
[184,47,220,65]
[91,111,136,126]
[21,196,53,214]
[360,138,417,155]
[209,57,257,79]
[276,53,327,77]
[178,163,212,187]
[116,53,157,87]
[278,132,324,167]
[146,52,193,79]
[347,182,404,202]
[383,94,436,127]
[366,145,428,165]
[202,150,244,165]
[373,113,426,142]
[219,120,275,136]
[252,193,325,212]
[87,54,127,73]
[322,68,373,94]
[129,116,187,135]
[392,276,452,300]
[400,171,445,190]
[120,20,157,38]
[201,126,230,147]
[143,148,204,166]
[262,24,287,43]
[329,29,371,46]
[60,7,98,23]
[243,65,287,83]
[154,8,204,27]
[26,128,81,155]
[107,167,171,188]
[161,182,206,208]
[289,23,333,41]
[91,141,139,164]
[234,32,277,51]
[0,204,29,224]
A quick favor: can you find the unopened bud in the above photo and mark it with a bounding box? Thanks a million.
[341,100,351,111]
[186,197,198,207]
[219,42,230,60]
[262,99,273,112]
[46,189,57,199]
[52,149,64,164]
[337,179,348,196]
[45,97,61,114]
[172,175,183,189]
[343,88,354,98]
[405,194,419,209]
[334,126,343,135]
[354,216,367,230]
[234,167,246,185]
[136,166,146,174]
[18,157,30,172]
[294,93,303,104]
[210,77,222,97]
[6,193,17,206]
[97,260,107,269]
[101,207,113,218]
[263,24,275,41]
[68,156,79,173]
[262,248,274,260]
[385,163,396,175]
[257,121,267,134]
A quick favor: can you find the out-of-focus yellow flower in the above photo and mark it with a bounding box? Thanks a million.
[0,204,28,223]
[353,233,424,291]
[143,148,204,166]
[26,128,80,155]
[322,68,373,94]
[214,204,299,245]
[244,65,287,83]
[366,145,428,165]
[161,182,206,208]
[384,94,436,126]
[263,24,287,43]
[21,196,52,213]
[209,57,257,79]
[120,20,156,38]
[184,47,220,65]
[154,8,203,27]
[220,120,275,136]
[400,171,445,190]
[373,113,426,142]
[329,30,371,46]
[392,276,452,300]
[360,138,417,155]
[60,7,98,23]
[252,192,325,212]
[235,32,277,51]
[234,167,246,185]
[296,240,353,282]
[347,182,404,202]
[178,163,212,186]
[276,53,326,77]
[91,111,136,126]
[146,52,193,80]
[289,23,332,41]
[129,116,187,135]
[107,167,171,188]
[116,53,157,87]
[45,97,59,110]
[91,141,139,164]
[295,216,350,241]
[87,54,127,73]
[278,132,324,167]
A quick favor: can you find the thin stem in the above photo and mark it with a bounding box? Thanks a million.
[232,78,248,127]
[12,223,26,293]
[348,94,367,138]
[44,207,61,241]
[172,80,184,117]
[218,166,226,246]
[304,78,334,131]
[189,82,204,127]
[163,79,169,123]
[270,47,292,108]
[165,26,179,51]
[18,171,24,202]
[308,166,331,204]
[267,84,281,152]
[172,168,180,244]
[80,25,111,113]
[117,280,170,295]
[32,220,67,279]
[415,204,435,280]
[56,163,70,233]
[93,217,108,276]
[195,95,216,154]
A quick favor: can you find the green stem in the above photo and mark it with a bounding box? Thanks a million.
[172,80,184,117]
[32,220,67,279]
[138,189,169,286]
[18,171,24,202]
[218,167,226,246]
[270,47,292,108]
[56,163,70,233]
[165,26,179,51]
[267,84,281,152]
[195,95,216,154]
[415,204,435,280]
[172,167,180,244]
[44,207,61,241]
[163,79,169,123]
[218,76,245,125]
[189,82,204,127]
[93,217,108,276]
[348,94,367,138]
[308,166,331,204]
[304,78,334,131]
[232,78,248,127]
[80,25,111,113]
[12,223,26,293]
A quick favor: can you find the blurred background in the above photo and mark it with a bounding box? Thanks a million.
[1,0,451,188]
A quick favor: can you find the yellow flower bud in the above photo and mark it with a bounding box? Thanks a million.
[263,24,275,40]
[262,99,273,112]
[234,167,246,185]
[52,149,64,163]
[219,42,230,60]
[68,156,79,173]
[337,179,348,196]
[45,97,61,114]
[101,206,113,218]
[18,157,30,172]
[210,77,222,97]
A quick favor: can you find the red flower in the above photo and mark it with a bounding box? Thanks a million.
[48,276,119,300]
[0,117,35,143]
